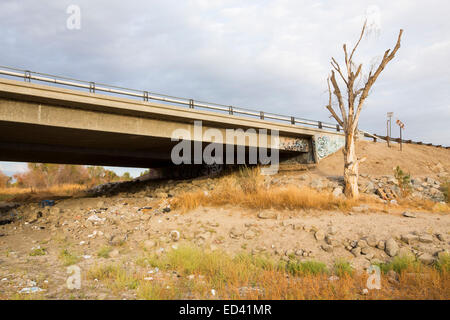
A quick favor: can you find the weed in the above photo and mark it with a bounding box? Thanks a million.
[283,260,328,276]
[97,246,112,258]
[394,166,412,197]
[334,259,353,277]
[59,249,80,266]
[29,248,47,256]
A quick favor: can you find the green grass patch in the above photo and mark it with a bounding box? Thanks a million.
[97,246,112,258]
[377,253,421,274]
[435,253,450,272]
[283,260,328,276]
[333,259,353,277]
[29,248,47,256]
[59,249,80,266]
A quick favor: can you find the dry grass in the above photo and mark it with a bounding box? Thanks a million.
[86,246,450,300]
[172,167,359,212]
[172,167,449,213]
[0,184,87,202]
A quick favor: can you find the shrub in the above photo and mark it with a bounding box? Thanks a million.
[97,246,112,258]
[334,259,353,277]
[59,249,80,266]
[394,166,412,197]
[440,181,449,203]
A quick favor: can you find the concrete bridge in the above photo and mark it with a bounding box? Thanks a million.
[0,67,345,169]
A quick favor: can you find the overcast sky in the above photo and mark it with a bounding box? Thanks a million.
[0,0,449,177]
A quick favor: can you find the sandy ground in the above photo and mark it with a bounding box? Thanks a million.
[0,192,449,299]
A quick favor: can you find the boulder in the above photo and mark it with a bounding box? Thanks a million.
[314,230,325,241]
[257,211,278,219]
[385,238,399,257]
[402,211,416,218]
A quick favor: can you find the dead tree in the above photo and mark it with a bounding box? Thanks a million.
[326,22,403,198]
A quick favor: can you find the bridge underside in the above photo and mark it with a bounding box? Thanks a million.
[0,120,309,168]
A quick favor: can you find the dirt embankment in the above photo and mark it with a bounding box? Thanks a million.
[314,140,450,178]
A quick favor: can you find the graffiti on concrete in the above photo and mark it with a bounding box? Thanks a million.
[279,137,309,152]
[314,134,345,159]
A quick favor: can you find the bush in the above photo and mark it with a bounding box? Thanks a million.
[440,181,449,203]
[333,259,353,277]
[394,166,412,197]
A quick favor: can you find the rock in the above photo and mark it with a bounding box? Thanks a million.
[376,240,385,250]
[351,204,370,213]
[109,249,120,258]
[109,233,127,246]
[332,187,343,198]
[325,234,338,246]
[257,211,278,219]
[285,249,294,257]
[310,179,324,189]
[365,236,377,247]
[418,253,435,265]
[402,211,416,218]
[314,230,325,241]
[401,233,419,244]
[143,240,156,250]
[436,233,445,242]
[419,234,433,243]
[155,192,168,198]
[351,247,361,257]
[243,230,257,240]
[229,227,243,239]
[321,244,333,252]
[385,238,399,257]
[170,230,180,242]
[327,225,338,235]
[295,249,304,256]
[357,239,368,248]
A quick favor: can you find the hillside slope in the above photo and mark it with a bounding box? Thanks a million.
[314,140,450,177]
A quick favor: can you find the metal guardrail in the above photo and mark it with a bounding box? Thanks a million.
[365,133,449,149]
[0,65,343,133]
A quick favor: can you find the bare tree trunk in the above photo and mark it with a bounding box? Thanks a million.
[343,131,359,198]
[325,23,402,198]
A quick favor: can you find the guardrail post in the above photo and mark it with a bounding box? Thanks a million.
[336,124,340,132]
[318,121,323,129]
[89,82,95,93]
[189,99,194,109]
[290,117,295,125]
[260,111,264,120]
[228,106,233,115]
[143,91,149,102]
[24,71,31,82]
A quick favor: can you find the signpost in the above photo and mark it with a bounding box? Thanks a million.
[387,112,394,147]
[396,119,405,151]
